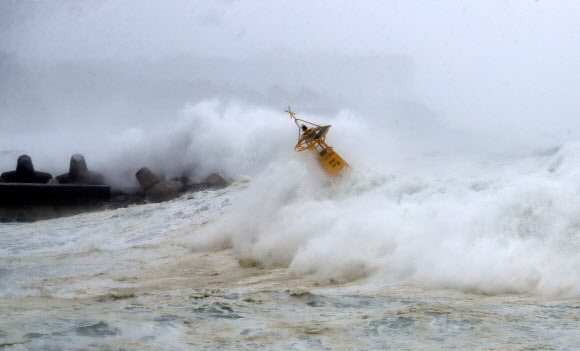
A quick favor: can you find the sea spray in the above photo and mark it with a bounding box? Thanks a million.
[189,144,580,297]
[2,99,579,297]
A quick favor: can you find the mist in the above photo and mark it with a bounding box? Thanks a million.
[1,0,579,187]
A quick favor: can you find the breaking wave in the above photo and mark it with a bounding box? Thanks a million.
[2,99,579,297]
[189,136,580,297]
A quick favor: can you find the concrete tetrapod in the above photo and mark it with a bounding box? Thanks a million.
[56,154,105,185]
[135,167,179,203]
[1,155,52,184]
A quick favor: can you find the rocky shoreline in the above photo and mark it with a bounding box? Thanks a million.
[0,154,229,222]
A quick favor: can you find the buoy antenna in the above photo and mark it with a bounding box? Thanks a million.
[285,106,296,120]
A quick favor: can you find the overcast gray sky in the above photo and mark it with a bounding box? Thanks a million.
[1,0,579,146]
[2,1,578,60]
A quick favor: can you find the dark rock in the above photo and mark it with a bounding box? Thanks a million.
[0,178,5,183]
[111,195,128,203]
[1,155,53,184]
[189,182,207,192]
[168,180,185,193]
[179,177,194,192]
[97,194,146,210]
[110,194,145,207]
[205,173,229,189]
[170,176,193,191]
[56,154,105,185]
[97,203,115,211]
[110,187,145,200]
[133,188,146,198]
[135,167,179,203]
[127,195,146,206]
[175,176,192,185]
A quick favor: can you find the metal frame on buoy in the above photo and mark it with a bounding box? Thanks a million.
[286,106,349,176]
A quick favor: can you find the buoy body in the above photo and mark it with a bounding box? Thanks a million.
[286,107,349,176]
[317,146,348,176]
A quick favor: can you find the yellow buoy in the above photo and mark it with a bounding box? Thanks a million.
[285,106,349,176]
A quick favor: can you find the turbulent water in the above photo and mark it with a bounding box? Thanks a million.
[1,0,579,348]
[1,129,579,349]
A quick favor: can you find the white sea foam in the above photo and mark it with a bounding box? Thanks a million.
[1,139,579,349]
[2,100,579,298]
[189,137,580,297]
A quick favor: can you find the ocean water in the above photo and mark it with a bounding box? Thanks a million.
[1,138,579,349]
